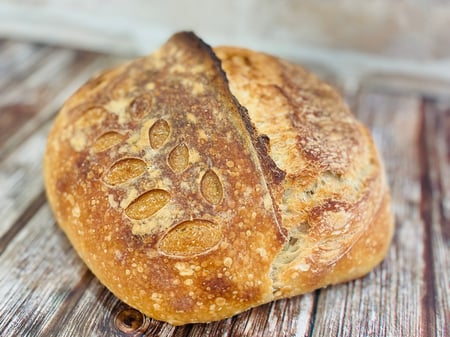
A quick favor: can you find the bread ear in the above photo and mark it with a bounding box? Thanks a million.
[216,46,393,298]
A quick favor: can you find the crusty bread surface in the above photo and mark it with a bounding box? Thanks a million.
[44,32,394,325]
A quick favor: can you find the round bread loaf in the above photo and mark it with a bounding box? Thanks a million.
[44,32,394,325]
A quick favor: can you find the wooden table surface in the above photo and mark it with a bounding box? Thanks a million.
[0,39,448,337]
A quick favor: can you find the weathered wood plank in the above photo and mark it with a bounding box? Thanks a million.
[0,41,47,89]
[0,190,46,255]
[0,120,51,238]
[362,73,450,100]
[0,48,121,160]
[0,205,87,336]
[421,99,450,337]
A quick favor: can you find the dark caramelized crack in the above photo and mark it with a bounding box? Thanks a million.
[168,31,286,239]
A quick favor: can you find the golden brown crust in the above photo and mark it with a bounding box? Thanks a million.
[216,47,393,298]
[44,32,394,325]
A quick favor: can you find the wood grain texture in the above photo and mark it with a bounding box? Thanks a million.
[0,40,448,337]
[420,99,450,337]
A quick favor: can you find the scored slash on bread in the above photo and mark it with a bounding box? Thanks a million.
[44,32,394,325]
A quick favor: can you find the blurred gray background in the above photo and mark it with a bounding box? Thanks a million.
[1,0,449,93]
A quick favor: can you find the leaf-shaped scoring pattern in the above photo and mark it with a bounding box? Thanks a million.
[92,132,125,152]
[125,189,170,220]
[168,143,189,172]
[103,158,147,186]
[149,119,170,149]
[158,220,222,256]
[200,169,223,205]
[127,94,153,119]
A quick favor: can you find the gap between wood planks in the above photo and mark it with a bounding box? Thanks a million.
[418,99,437,337]
[0,189,47,255]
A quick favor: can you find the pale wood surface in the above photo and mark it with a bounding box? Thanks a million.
[0,40,448,337]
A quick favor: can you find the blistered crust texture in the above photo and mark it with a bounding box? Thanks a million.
[215,47,393,297]
[44,32,393,325]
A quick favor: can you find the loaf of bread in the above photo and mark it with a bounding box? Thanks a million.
[44,32,394,325]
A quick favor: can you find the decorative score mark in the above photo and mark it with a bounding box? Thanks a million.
[158,220,222,256]
[168,143,189,172]
[103,158,147,186]
[93,132,125,152]
[77,92,227,257]
[201,170,223,205]
[149,119,170,149]
[125,189,171,220]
